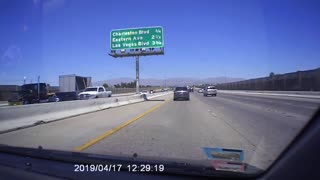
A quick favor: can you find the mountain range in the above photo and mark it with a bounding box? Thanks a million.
[93,77,245,87]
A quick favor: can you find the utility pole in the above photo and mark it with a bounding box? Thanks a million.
[136,56,140,93]
[164,74,167,88]
[37,76,40,101]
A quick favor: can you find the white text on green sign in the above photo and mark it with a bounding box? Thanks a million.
[110,27,164,50]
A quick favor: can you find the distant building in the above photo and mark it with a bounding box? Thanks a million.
[0,85,20,101]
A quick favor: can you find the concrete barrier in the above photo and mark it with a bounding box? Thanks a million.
[0,92,174,133]
[0,94,146,133]
[147,92,173,99]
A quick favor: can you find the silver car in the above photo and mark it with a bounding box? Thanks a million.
[203,86,217,96]
[173,87,190,101]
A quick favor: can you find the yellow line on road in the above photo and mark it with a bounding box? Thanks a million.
[74,99,170,152]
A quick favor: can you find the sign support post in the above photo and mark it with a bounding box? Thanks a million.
[136,55,140,94]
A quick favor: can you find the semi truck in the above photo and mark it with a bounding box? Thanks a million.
[7,83,52,105]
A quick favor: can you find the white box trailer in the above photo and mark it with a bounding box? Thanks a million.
[58,75,92,101]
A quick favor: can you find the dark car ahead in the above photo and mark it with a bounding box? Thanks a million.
[173,87,190,101]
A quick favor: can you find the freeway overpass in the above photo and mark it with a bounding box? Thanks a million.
[0,90,319,171]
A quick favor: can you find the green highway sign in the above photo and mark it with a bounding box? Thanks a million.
[110,26,164,50]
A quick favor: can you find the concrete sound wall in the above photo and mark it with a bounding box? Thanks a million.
[216,68,320,91]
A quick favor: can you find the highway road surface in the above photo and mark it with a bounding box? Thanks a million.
[0,91,319,170]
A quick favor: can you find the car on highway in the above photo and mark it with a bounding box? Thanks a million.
[203,86,217,96]
[78,86,112,100]
[140,90,149,95]
[198,88,204,93]
[47,94,60,102]
[173,87,190,101]
[55,92,78,101]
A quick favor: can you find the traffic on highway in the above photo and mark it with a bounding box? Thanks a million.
[0,0,320,179]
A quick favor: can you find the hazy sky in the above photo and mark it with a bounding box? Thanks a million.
[1,0,319,85]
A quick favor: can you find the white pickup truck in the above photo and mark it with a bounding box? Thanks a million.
[78,86,112,100]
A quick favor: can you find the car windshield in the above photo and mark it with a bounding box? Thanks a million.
[175,87,188,91]
[85,88,97,92]
[0,0,319,177]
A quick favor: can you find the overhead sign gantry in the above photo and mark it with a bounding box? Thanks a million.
[109,26,165,93]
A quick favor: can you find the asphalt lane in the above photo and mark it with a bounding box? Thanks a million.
[190,92,319,167]
[82,92,319,170]
[0,91,318,171]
